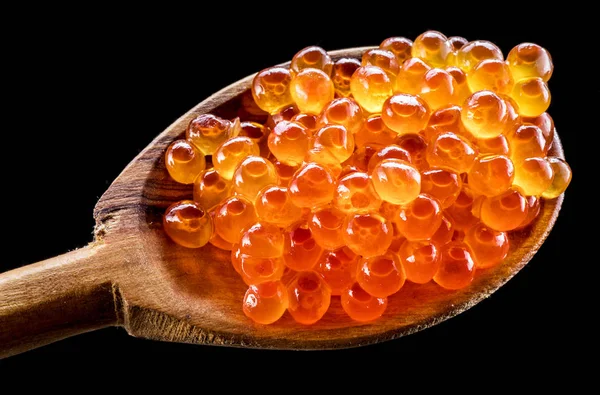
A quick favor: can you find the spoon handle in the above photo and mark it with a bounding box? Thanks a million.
[0,243,121,358]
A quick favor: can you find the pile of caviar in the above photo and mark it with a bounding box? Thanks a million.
[162,31,571,325]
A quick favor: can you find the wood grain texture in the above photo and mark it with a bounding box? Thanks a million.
[0,47,565,356]
[0,244,121,357]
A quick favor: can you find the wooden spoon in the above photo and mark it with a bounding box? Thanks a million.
[0,47,564,357]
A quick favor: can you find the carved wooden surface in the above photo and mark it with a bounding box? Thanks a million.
[0,47,564,357]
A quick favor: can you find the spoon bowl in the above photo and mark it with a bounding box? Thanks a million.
[0,47,564,357]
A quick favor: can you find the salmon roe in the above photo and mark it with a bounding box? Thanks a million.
[382,93,430,135]
[434,242,476,290]
[344,213,393,258]
[380,36,413,63]
[398,240,441,284]
[290,68,334,114]
[341,282,388,322]
[213,136,259,180]
[287,271,331,325]
[357,253,406,297]
[238,253,285,286]
[395,57,432,95]
[163,200,213,249]
[162,31,570,326]
[243,281,289,324]
[283,223,323,271]
[332,57,361,97]
[395,194,443,241]
[351,65,393,113]
[308,206,347,250]
[255,185,303,227]
[362,48,400,82]
[291,46,333,76]
[165,140,206,184]
[355,114,397,148]
[268,120,310,166]
[316,247,359,295]
[214,196,257,244]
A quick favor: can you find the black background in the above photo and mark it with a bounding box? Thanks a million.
[1,8,589,371]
